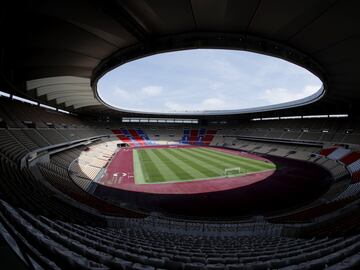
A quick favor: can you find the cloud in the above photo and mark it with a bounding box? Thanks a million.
[164,98,230,112]
[141,86,163,96]
[200,98,226,110]
[98,49,322,112]
[164,101,186,111]
[262,85,319,104]
[113,87,131,100]
[210,60,242,81]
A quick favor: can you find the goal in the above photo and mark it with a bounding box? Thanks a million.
[224,167,243,177]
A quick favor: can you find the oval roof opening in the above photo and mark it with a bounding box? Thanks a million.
[97,49,323,115]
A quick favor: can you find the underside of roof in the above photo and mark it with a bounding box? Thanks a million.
[1,0,360,120]
[26,76,101,109]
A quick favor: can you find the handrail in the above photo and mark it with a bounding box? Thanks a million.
[223,135,324,147]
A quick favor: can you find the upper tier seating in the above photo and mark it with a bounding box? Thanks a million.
[351,171,360,183]
[181,128,217,145]
[0,97,84,128]
[327,147,352,160]
[348,159,360,174]
[214,117,360,146]
[0,129,28,163]
[341,152,360,165]
[112,128,154,146]
[319,147,336,156]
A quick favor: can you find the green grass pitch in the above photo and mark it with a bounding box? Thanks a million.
[133,147,276,184]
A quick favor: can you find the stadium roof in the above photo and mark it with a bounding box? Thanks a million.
[1,0,360,120]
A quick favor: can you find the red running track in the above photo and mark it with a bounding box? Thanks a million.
[98,145,275,194]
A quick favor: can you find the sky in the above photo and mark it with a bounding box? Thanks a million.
[97,49,322,113]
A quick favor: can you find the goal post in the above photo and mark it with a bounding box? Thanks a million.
[224,167,243,177]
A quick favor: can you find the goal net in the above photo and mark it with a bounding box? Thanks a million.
[224,167,243,177]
